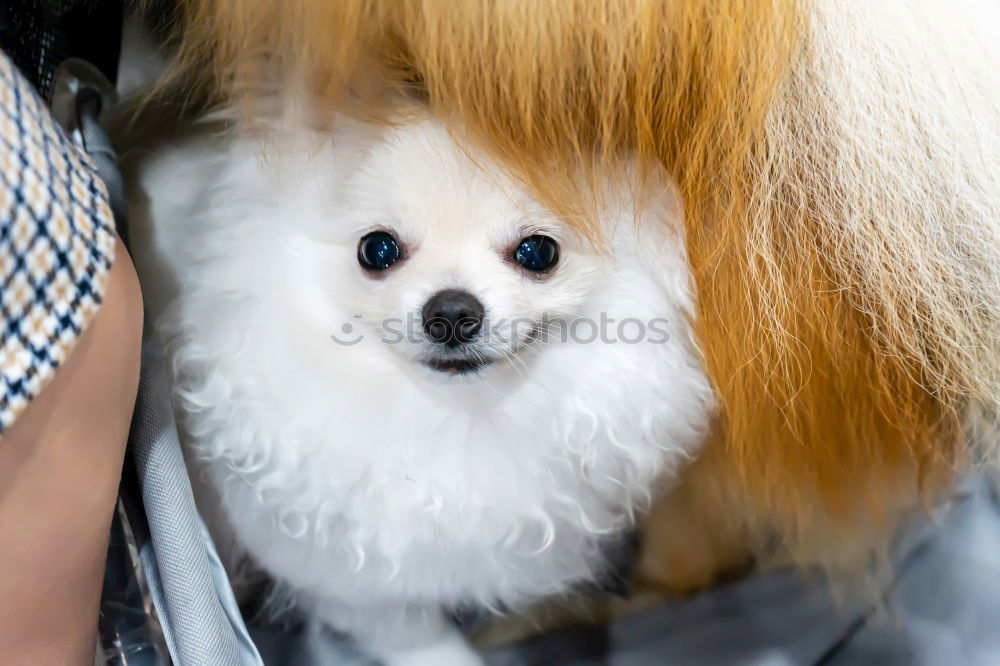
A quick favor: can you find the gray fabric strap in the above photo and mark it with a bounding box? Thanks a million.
[131,338,263,666]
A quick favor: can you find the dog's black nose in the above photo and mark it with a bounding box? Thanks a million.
[422,289,484,347]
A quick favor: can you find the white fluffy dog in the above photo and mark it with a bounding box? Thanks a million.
[123,110,713,664]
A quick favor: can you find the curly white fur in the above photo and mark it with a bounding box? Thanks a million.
[123,112,713,664]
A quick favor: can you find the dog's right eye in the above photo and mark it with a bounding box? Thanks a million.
[358,231,402,271]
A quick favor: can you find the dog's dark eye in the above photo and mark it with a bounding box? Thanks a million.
[358,231,402,271]
[513,235,559,272]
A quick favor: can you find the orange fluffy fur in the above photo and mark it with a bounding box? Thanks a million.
[164,0,999,586]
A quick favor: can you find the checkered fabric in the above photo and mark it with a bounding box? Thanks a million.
[0,51,116,433]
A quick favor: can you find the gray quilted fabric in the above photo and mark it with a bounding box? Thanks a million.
[130,339,260,666]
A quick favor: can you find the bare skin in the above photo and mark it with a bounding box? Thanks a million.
[0,239,142,666]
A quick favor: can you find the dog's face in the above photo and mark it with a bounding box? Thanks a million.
[283,119,605,379]
[136,108,713,624]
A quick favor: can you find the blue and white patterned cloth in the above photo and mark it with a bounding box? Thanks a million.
[0,51,116,432]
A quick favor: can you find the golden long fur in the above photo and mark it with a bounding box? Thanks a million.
[164,0,1000,587]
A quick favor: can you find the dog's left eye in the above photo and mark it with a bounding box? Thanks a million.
[358,231,402,271]
[513,235,559,272]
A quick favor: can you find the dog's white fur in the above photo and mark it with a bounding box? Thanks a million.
[124,112,713,664]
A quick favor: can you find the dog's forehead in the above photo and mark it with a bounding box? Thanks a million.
[372,122,530,238]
